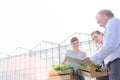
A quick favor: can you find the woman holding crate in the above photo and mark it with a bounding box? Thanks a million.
[63,37,86,80]
[91,30,109,80]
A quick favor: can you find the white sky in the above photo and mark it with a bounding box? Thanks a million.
[0,0,120,54]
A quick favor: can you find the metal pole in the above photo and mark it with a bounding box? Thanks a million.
[58,44,61,64]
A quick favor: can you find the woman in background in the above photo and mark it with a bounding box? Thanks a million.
[91,30,109,80]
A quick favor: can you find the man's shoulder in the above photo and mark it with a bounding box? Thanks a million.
[109,18,120,24]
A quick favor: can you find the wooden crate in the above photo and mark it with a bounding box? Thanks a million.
[80,65,108,78]
[49,69,77,80]
[66,56,108,78]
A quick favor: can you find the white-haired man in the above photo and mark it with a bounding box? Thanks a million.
[83,9,120,80]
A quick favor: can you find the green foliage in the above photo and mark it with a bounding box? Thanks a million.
[80,63,100,69]
[53,64,73,71]
[91,64,100,68]
[79,63,87,68]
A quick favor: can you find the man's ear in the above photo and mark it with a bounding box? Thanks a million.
[102,14,107,19]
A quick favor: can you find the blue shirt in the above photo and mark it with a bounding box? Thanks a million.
[66,50,86,71]
[90,18,120,65]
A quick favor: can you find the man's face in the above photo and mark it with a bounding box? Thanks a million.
[96,14,108,28]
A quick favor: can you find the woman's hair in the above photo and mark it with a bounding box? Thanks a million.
[70,37,79,44]
[91,30,103,37]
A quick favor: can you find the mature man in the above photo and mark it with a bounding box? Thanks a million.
[83,9,120,80]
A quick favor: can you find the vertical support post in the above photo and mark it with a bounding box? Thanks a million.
[58,44,61,64]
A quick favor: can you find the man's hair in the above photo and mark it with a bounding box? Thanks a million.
[97,9,114,18]
[70,37,79,43]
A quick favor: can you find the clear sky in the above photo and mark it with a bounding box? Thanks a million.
[0,0,120,54]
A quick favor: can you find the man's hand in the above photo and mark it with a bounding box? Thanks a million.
[82,57,93,64]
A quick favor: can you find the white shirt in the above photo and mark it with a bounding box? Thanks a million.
[90,18,120,65]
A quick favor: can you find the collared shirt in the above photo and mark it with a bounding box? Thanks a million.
[90,18,120,65]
